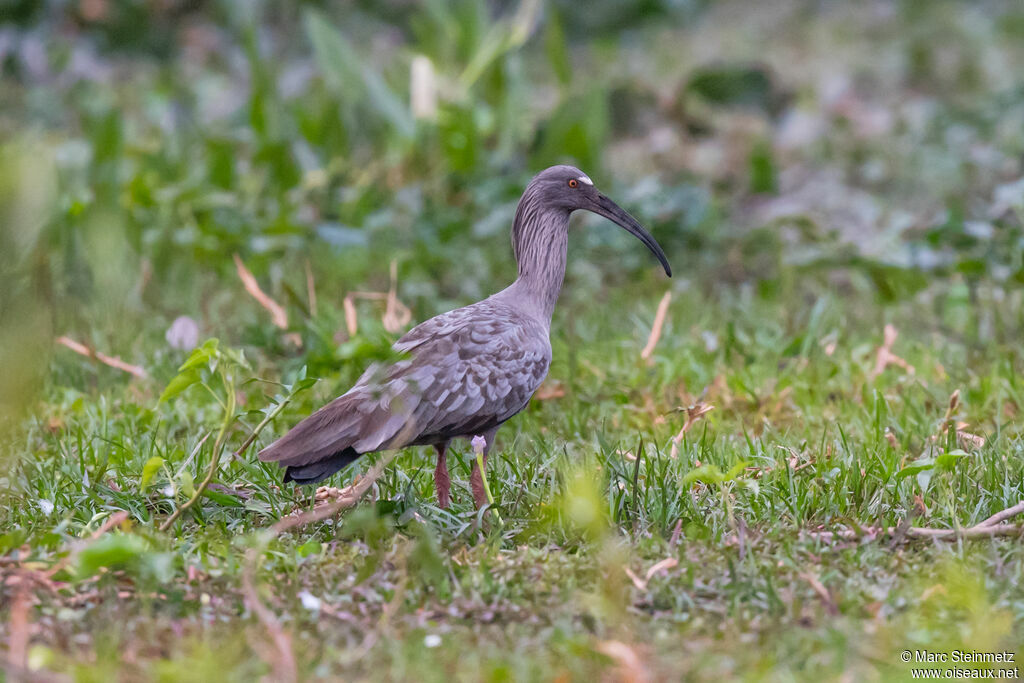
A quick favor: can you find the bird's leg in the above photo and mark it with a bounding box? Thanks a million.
[434,442,451,509]
[470,429,498,509]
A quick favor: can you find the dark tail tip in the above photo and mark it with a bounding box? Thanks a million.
[281,448,363,486]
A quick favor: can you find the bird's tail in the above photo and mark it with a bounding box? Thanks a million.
[258,386,419,486]
[258,393,370,486]
[281,448,362,485]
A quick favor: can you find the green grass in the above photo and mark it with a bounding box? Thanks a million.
[3,285,1023,680]
[4,0,1024,680]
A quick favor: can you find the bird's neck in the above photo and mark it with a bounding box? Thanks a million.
[509,202,569,322]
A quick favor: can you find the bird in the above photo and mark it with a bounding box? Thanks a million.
[258,165,672,509]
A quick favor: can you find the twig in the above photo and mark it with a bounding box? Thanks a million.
[806,501,1024,544]
[869,324,914,380]
[903,525,1024,539]
[382,259,412,334]
[160,392,293,532]
[669,403,714,459]
[241,451,399,681]
[645,557,678,581]
[234,254,288,329]
[626,556,679,590]
[640,290,672,362]
[55,336,147,379]
[6,576,30,675]
[978,501,1024,527]
[343,296,359,337]
[87,510,131,540]
[159,380,236,532]
[234,399,293,458]
[341,267,413,338]
[42,510,130,580]
[800,571,838,615]
[596,640,649,683]
[241,561,297,683]
[669,519,683,547]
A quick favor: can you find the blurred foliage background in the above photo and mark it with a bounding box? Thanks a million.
[2,0,1021,337]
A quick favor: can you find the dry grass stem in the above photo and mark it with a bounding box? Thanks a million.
[669,403,714,458]
[596,640,649,683]
[640,290,672,362]
[807,501,1024,543]
[343,295,359,337]
[869,324,914,379]
[55,336,147,379]
[382,260,413,333]
[234,253,288,329]
[241,451,399,681]
[801,572,838,615]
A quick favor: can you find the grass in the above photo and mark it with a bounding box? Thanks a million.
[3,284,1023,680]
[3,0,1024,680]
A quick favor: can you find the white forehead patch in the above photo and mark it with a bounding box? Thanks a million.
[577,175,593,185]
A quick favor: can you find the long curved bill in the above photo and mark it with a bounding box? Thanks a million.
[592,193,672,277]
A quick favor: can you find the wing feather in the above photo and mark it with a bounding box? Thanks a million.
[259,299,552,469]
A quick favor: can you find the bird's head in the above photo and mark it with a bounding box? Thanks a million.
[526,165,672,277]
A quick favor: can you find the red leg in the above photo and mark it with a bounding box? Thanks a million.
[434,442,451,509]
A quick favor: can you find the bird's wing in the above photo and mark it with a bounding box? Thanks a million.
[395,305,551,443]
[259,303,549,466]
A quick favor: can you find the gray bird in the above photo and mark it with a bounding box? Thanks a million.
[259,165,671,509]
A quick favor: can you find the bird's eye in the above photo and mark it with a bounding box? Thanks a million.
[568,179,578,188]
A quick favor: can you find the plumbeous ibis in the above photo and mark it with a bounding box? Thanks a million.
[259,165,672,509]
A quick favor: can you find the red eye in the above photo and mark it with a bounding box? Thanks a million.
[568,179,578,188]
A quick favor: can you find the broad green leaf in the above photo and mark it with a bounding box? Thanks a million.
[895,458,935,479]
[140,456,164,491]
[158,368,201,403]
[201,489,243,507]
[292,377,318,392]
[221,345,250,371]
[724,460,751,481]
[936,449,970,470]
[297,539,321,558]
[77,534,148,579]
[304,9,414,139]
[178,338,219,372]
[178,471,195,498]
[682,465,726,487]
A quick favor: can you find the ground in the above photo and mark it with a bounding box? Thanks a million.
[2,1,1024,680]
